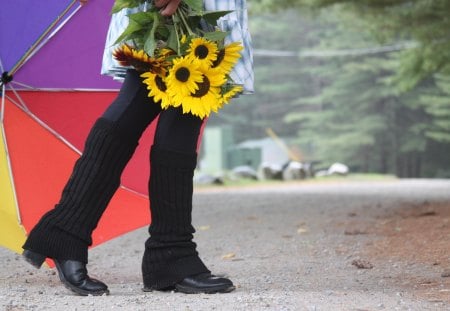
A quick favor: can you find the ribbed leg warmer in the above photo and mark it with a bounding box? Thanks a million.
[23,118,139,263]
[142,146,209,289]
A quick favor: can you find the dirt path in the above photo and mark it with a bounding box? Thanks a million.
[1,179,449,310]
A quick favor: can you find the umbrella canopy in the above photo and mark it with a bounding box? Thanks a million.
[0,1,155,258]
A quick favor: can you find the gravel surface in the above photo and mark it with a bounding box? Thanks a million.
[1,179,449,310]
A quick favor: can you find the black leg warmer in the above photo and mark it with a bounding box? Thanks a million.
[142,145,209,290]
[23,118,139,263]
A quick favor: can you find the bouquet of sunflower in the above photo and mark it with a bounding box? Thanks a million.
[111,0,244,119]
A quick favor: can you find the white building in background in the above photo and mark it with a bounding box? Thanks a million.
[199,126,290,174]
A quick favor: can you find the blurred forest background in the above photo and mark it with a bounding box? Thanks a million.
[206,0,450,178]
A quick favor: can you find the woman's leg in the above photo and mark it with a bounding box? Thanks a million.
[142,108,235,293]
[22,70,161,295]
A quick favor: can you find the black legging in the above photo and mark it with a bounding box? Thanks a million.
[102,69,204,153]
[22,69,205,263]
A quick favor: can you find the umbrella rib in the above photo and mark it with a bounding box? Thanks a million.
[8,0,79,76]
[6,81,36,90]
[0,82,4,123]
[4,95,82,156]
[5,85,30,113]
[118,185,149,199]
[22,4,82,67]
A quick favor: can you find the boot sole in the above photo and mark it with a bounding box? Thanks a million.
[143,284,236,294]
[175,284,236,294]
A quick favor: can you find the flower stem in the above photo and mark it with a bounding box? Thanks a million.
[177,8,194,36]
[171,14,181,55]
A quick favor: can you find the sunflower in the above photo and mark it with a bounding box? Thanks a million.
[211,42,243,74]
[199,65,227,88]
[157,47,176,58]
[219,85,243,107]
[141,72,172,109]
[113,44,170,75]
[170,67,225,119]
[165,56,203,104]
[186,37,218,68]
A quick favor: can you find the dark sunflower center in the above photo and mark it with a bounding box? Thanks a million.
[195,45,209,59]
[212,49,225,68]
[192,76,210,98]
[155,75,167,92]
[175,67,190,82]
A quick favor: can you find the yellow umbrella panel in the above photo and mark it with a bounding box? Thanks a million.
[0,125,27,253]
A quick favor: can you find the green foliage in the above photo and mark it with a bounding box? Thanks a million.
[113,9,161,55]
[112,0,231,56]
[253,0,450,89]
[419,75,450,143]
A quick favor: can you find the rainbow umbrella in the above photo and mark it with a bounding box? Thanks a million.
[0,0,155,258]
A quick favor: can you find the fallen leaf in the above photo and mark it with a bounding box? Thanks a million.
[222,253,236,260]
[198,225,211,231]
[297,227,309,234]
[417,210,437,217]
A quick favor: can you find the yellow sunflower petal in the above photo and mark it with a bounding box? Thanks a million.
[212,42,243,73]
[186,37,218,68]
[113,44,169,75]
[166,57,203,97]
[220,85,243,106]
[141,72,172,108]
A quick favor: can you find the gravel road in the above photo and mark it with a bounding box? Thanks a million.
[1,179,449,311]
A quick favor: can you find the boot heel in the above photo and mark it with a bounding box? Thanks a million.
[22,249,46,269]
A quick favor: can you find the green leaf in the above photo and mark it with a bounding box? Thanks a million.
[111,0,145,14]
[128,11,156,26]
[202,10,233,26]
[166,24,179,52]
[183,0,203,12]
[113,19,144,45]
[143,12,160,56]
[186,15,202,31]
[203,31,229,42]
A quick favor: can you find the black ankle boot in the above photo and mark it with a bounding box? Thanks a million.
[23,249,109,296]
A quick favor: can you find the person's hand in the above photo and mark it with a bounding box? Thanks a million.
[154,0,182,16]
[79,0,88,6]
